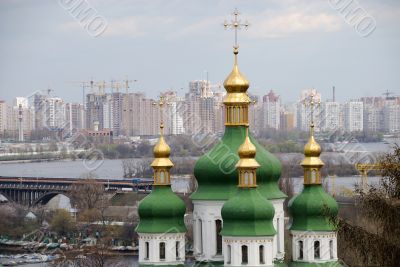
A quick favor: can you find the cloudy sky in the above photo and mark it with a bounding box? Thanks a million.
[0,0,399,104]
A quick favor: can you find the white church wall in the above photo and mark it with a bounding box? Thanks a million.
[291,230,338,263]
[192,200,225,262]
[223,236,274,266]
[138,233,185,265]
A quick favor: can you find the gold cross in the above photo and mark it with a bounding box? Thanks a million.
[223,8,250,49]
[303,92,320,128]
[153,96,168,133]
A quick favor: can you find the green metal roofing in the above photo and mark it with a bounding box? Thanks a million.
[136,185,186,233]
[190,125,286,201]
[288,184,339,231]
[221,188,276,236]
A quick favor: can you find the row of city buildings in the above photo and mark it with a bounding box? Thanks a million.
[0,84,399,141]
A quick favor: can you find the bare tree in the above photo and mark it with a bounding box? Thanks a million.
[69,174,105,210]
[333,145,400,266]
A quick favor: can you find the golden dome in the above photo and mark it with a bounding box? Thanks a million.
[223,49,249,94]
[151,123,173,168]
[304,135,321,157]
[238,133,256,159]
[153,135,171,158]
[301,125,324,167]
[236,128,260,169]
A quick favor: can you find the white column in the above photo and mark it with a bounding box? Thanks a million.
[271,199,285,260]
[192,200,224,262]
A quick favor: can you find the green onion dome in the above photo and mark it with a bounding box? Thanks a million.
[136,186,186,233]
[221,189,276,236]
[288,184,339,231]
[190,126,286,201]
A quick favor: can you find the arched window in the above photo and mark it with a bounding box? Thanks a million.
[176,241,180,260]
[259,245,265,264]
[160,242,166,260]
[160,171,165,183]
[277,217,281,253]
[216,220,222,255]
[145,241,149,259]
[241,245,248,264]
[249,172,253,185]
[329,240,334,259]
[227,245,231,264]
[314,241,320,259]
[311,169,317,183]
[298,241,303,259]
[198,219,203,254]
[244,172,249,185]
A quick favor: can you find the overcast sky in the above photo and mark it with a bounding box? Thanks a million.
[0,0,399,104]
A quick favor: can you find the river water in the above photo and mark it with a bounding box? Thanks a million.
[0,141,397,179]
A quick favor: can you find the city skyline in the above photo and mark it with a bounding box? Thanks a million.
[1,0,399,104]
[1,84,399,140]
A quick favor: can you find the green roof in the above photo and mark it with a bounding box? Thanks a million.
[288,184,338,231]
[221,188,276,236]
[136,185,186,233]
[191,125,286,201]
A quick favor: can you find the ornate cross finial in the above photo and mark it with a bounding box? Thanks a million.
[153,96,168,134]
[223,8,250,52]
[303,92,320,134]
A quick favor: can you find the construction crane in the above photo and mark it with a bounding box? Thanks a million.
[355,163,385,192]
[123,79,137,94]
[96,80,107,95]
[41,87,54,96]
[66,81,92,109]
[383,89,395,99]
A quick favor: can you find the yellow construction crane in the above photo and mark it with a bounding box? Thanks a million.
[355,163,384,192]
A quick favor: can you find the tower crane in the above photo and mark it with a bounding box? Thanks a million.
[66,81,92,109]
[383,90,395,99]
[123,79,137,94]
[355,163,384,192]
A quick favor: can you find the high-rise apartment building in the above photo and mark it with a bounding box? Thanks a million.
[0,100,8,135]
[43,97,65,130]
[33,93,47,130]
[86,93,107,131]
[162,91,185,135]
[296,89,321,131]
[65,103,85,133]
[383,99,400,133]
[321,101,341,132]
[122,93,160,136]
[261,90,280,130]
[7,97,35,140]
[344,101,363,132]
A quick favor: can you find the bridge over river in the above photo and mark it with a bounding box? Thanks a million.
[0,176,153,206]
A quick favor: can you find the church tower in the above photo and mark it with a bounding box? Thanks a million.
[288,95,341,266]
[136,103,186,266]
[190,9,286,264]
[221,128,276,266]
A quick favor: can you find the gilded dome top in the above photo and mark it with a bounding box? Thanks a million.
[304,135,321,157]
[301,124,324,167]
[151,123,173,168]
[223,49,249,94]
[236,128,260,169]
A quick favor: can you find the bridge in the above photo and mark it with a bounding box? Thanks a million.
[0,176,153,206]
